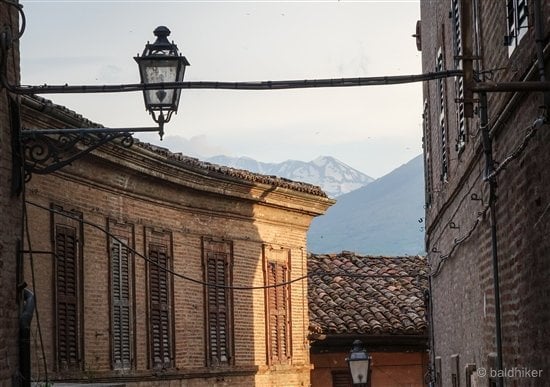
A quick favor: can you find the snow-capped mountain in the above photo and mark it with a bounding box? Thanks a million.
[205,155,374,197]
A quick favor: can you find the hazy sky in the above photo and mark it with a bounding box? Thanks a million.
[20,0,422,178]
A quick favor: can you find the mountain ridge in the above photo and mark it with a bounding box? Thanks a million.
[307,154,425,256]
[206,155,374,197]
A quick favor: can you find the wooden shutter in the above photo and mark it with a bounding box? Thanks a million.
[452,0,466,150]
[206,251,230,365]
[149,244,172,369]
[436,47,449,182]
[332,371,353,387]
[111,238,132,369]
[267,261,290,364]
[55,225,80,368]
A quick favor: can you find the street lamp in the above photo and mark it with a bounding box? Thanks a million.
[347,340,371,386]
[7,26,189,181]
[135,26,190,138]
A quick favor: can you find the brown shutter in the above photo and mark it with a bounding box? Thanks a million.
[149,244,171,369]
[55,225,80,368]
[267,261,289,363]
[332,371,353,387]
[206,251,230,365]
[111,238,132,369]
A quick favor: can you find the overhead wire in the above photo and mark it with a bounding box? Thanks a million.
[23,198,48,382]
[25,200,427,291]
[430,205,489,277]
[429,116,547,277]
[485,116,546,181]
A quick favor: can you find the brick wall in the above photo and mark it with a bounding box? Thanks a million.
[421,0,550,386]
[0,3,21,386]
[20,97,333,386]
[311,351,428,387]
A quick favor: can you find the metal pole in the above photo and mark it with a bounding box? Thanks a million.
[20,126,160,136]
[479,90,504,387]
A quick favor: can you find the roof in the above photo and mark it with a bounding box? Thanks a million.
[308,252,428,337]
[21,95,328,198]
[135,141,328,197]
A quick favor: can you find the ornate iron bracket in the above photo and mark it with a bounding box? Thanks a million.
[20,126,161,181]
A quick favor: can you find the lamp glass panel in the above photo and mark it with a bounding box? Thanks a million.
[349,358,370,384]
[141,59,179,109]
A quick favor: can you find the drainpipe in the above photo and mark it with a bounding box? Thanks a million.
[479,91,504,387]
[19,288,35,387]
[426,277,436,387]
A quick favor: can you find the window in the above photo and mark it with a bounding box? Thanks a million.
[202,237,234,366]
[505,0,528,54]
[332,370,353,387]
[451,0,467,151]
[145,228,174,369]
[264,246,291,365]
[53,206,83,370]
[436,47,449,182]
[108,219,135,370]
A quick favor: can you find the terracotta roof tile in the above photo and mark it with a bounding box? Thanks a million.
[136,141,329,197]
[308,252,428,336]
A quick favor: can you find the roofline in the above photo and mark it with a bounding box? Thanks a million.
[310,333,429,353]
[20,94,335,202]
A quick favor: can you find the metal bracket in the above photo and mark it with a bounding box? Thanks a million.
[20,126,161,180]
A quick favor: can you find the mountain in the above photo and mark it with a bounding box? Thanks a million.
[205,155,374,197]
[307,155,425,256]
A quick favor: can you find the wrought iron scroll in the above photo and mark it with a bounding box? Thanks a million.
[20,129,135,180]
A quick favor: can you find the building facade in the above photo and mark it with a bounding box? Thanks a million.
[308,253,429,387]
[0,2,23,386]
[20,95,334,386]
[420,0,550,386]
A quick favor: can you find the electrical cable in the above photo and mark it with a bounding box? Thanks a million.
[25,200,306,290]
[25,200,427,290]
[430,205,489,277]
[485,117,546,181]
[427,167,485,251]
[23,201,48,382]
[428,116,547,278]
[1,0,25,40]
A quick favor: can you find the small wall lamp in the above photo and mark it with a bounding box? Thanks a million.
[347,339,371,386]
